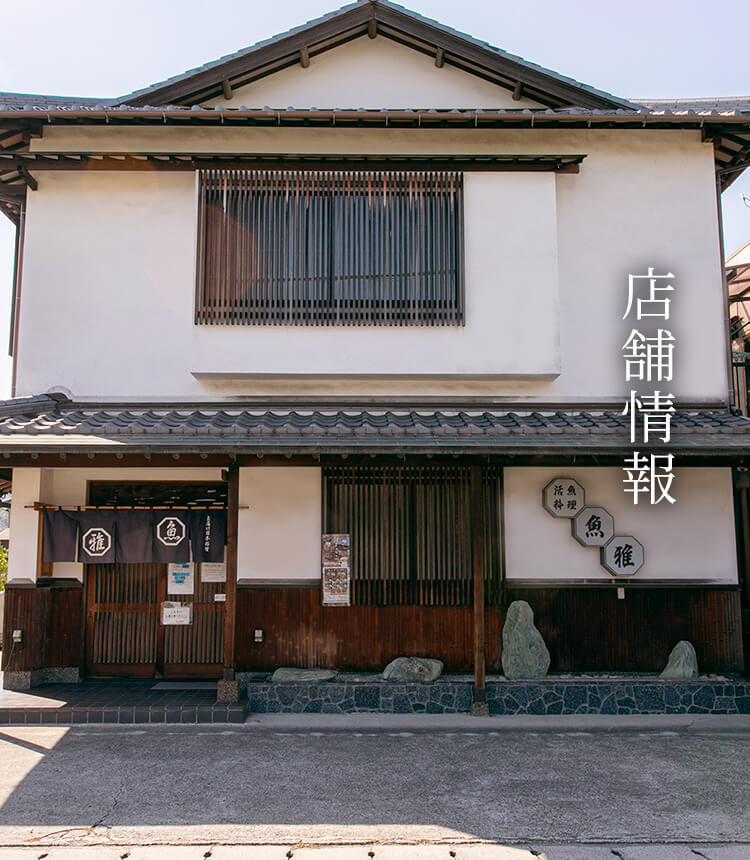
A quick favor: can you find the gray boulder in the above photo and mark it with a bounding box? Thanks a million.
[382,657,443,684]
[501,600,551,680]
[271,667,338,683]
[660,641,698,679]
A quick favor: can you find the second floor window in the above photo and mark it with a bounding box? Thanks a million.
[195,169,464,326]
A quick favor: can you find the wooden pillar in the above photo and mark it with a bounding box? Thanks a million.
[470,465,487,710]
[223,462,239,680]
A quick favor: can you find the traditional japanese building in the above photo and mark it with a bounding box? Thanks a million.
[1,0,750,696]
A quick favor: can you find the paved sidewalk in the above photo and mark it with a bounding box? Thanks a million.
[243,712,750,732]
[0,680,246,724]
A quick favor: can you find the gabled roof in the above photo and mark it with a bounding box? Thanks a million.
[114,0,639,111]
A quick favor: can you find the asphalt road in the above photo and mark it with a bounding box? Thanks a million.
[0,721,748,858]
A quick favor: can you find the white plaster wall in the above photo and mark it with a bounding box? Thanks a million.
[17,128,726,403]
[206,37,544,110]
[504,467,737,583]
[237,467,321,581]
[7,468,48,583]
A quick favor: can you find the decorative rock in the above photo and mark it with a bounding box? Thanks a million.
[660,641,698,679]
[382,657,444,684]
[270,667,338,683]
[501,600,551,680]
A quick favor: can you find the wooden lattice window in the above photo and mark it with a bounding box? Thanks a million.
[195,169,464,326]
[323,464,501,606]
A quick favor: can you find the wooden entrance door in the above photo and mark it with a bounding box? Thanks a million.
[85,562,225,678]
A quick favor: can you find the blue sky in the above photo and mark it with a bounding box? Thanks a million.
[0,0,748,399]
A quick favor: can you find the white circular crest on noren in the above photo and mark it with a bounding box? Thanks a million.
[600,536,645,577]
[542,477,585,519]
[572,506,615,547]
[156,516,186,547]
[82,527,112,557]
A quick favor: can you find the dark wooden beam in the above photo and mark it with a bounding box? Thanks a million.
[512,81,523,101]
[18,164,37,191]
[470,465,487,712]
[371,4,632,110]
[1,153,586,174]
[300,46,311,68]
[223,462,239,679]
[125,4,373,106]
[0,187,24,205]
[434,47,444,68]
[367,17,377,39]
[221,79,232,100]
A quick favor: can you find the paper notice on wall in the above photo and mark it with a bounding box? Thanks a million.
[322,534,351,606]
[167,562,195,595]
[201,562,226,583]
[161,601,192,626]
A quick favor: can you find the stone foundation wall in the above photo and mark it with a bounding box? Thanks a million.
[1,667,79,691]
[245,676,750,715]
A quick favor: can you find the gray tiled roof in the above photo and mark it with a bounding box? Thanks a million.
[0,92,111,109]
[0,398,747,454]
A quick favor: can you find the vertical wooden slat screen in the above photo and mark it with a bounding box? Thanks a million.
[323,465,501,606]
[196,169,464,326]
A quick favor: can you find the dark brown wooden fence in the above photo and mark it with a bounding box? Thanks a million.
[323,464,501,605]
[196,169,464,326]
[234,585,743,674]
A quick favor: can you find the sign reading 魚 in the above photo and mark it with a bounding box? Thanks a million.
[542,478,585,518]
[322,534,351,606]
[572,507,615,548]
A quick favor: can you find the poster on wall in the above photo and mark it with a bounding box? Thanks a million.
[160,601,192,626]
[167,562,195,595]
[321,534,351,606]
[201,562,227,583]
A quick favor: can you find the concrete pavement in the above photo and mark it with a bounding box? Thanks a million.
[0,720,748,857]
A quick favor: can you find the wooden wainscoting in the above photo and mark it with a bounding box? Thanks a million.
[234,585,743,674]
[1,583,83,674]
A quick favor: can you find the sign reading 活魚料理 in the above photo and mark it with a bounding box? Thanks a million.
[322,534,351,606]
[542,478,585,518]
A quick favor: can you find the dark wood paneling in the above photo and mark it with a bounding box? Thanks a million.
[1,584,82,672]
[235,586,743,674]
[1,587,40,671]
[44,587,83,669]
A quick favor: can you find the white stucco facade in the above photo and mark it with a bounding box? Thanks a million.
[15,126,725,402]
[504,467,738,583]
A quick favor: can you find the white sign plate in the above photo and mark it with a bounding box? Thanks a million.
[167,562,195,595]
[543,478,585,519]
[201,562,227,583]
[161,601,192,626]
[572,506,615,547]
[600,536,645,577]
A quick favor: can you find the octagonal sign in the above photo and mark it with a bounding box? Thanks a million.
[156,516,186,547]
[600,536,644,577]
[543,477,585,519]
[572,506,615,547]
[82,527,112,558]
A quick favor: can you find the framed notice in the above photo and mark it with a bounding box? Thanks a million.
[322,534,351,606]
[161,601,192,626]
[167,562,195,595]
[201,562,226,583]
